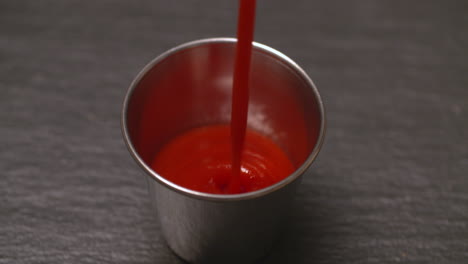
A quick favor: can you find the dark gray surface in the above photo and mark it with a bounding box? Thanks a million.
[1,0,467,263]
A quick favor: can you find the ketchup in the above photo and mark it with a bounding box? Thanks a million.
[152,125,294,194]
[151,0,295,194]
[230,0,256,193]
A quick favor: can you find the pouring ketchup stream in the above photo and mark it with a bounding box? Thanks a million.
[229,0,256,193]
[151,0,295,194]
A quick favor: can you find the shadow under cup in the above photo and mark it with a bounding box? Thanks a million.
[122,38,325,263]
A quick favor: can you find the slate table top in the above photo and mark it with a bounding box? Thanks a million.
[1,0,467,263]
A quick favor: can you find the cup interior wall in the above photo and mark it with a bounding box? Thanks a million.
[125,41,322,175]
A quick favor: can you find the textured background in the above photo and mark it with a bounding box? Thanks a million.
[1,0,467,263]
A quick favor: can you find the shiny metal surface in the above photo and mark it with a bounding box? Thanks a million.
[122,38,325,263]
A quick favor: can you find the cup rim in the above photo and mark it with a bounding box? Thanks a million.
[121,37,326,202]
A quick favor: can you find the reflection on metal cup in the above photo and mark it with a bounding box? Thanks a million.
[121,38,325,263]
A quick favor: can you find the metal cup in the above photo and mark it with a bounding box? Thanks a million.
[121,38,325,263]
